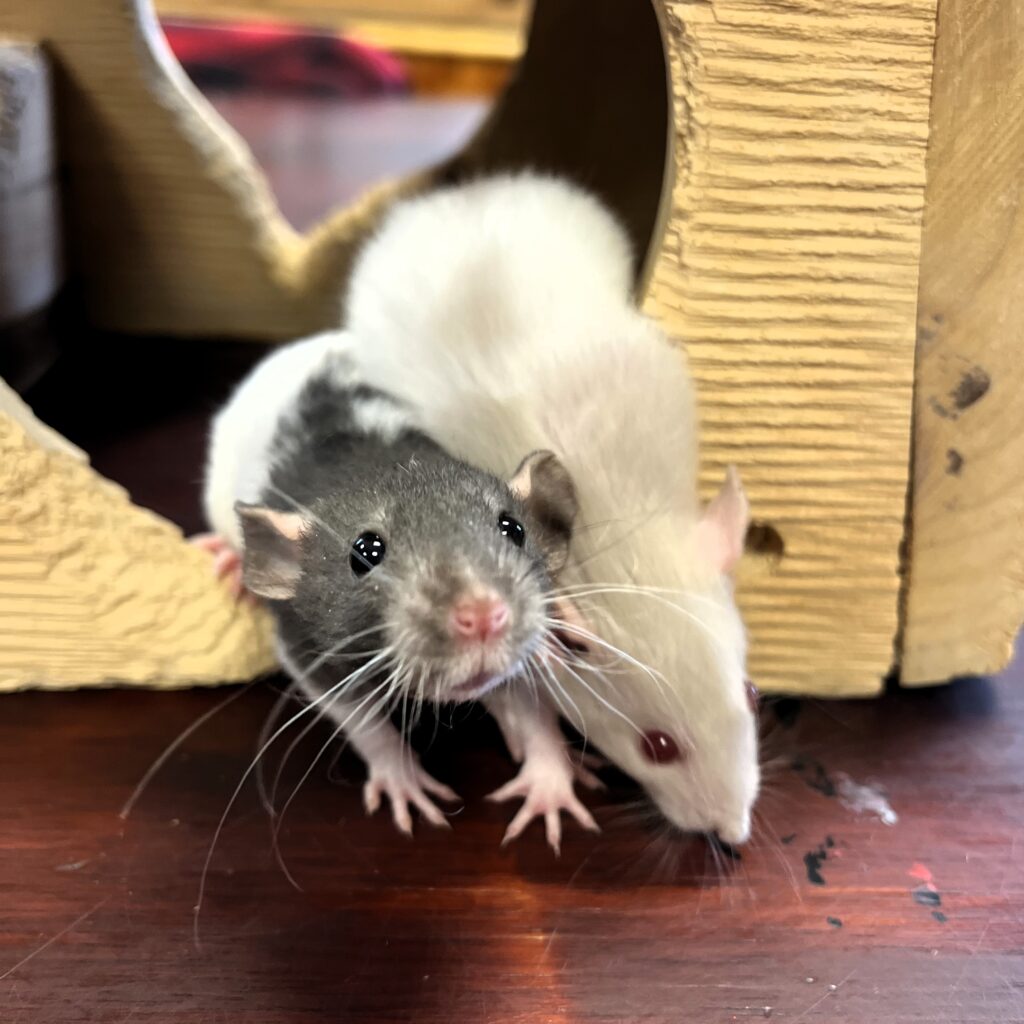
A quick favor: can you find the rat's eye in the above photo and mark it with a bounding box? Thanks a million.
[350,532,386,576]
[640,730,686,765]
[498,512,525,548]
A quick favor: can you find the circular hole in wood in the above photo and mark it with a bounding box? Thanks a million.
[744,521,785,563]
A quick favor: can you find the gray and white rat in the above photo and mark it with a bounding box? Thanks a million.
[342,173,760,845]
[199,331,596,838]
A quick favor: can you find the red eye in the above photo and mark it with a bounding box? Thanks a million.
[640,730,685,765]
[745,679,760,712]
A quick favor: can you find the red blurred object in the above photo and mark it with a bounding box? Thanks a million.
[160,18,409,97]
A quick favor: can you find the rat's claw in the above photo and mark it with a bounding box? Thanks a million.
[499,801,538,848]
[545,810,562,856]
[363,761,459,835]
[363,780,382,816]
[418,774,460,803]
[489,759,600,854]
[487,775,527,805]
[391,795,414,836]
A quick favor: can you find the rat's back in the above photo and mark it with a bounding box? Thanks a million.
[346,174,633,360]
[346,172,700,524]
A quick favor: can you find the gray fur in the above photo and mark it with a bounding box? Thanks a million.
[241,358,574,704]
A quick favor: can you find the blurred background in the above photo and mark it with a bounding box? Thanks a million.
[158,1,525,229]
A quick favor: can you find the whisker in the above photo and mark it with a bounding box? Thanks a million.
[271,669,404,889]
[545,619,670,702]
[532,655,588,737]
[119,682,257,820]
[546,647,645,738]
[257,683,301,818]
[193,648,390,948]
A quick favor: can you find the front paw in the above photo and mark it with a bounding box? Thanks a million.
[487,758,599,855]
[363,758,460,835]
[190,533,251,602]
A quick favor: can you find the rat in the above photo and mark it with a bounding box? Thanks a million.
[341,173,761,845]
[197,330,598,841]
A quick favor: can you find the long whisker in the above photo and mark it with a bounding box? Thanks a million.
[119,682,257,819]
[257,684,301,818]
[272,668,405,889]
[544,617,671,696]
[264,641,390,823]
[544,646,644,738]
[548,586,727,656]
[193,648,390,948]
[531,654,587,737]
[262,483,350,556]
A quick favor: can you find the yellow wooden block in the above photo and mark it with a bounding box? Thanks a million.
[0,0,1019,695]
[0,379,276,690]
[645,0,936,694]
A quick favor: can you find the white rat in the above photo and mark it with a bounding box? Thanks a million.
[343,173,760,845]
[198,331,598,843]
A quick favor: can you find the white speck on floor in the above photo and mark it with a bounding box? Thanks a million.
[836,772,898,825]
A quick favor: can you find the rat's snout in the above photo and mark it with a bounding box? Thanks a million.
[447,588,510,644]
[714,812,752,847]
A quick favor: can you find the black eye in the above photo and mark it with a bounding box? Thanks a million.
[350,532,386,576]
[498,513,525,548]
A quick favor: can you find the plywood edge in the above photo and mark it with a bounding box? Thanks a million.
[0,377,85,461]
[0,382,276,690]
[900,0,1024,686]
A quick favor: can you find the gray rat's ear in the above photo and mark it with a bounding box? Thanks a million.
[235,503,308,600]
[509,450,577,568]
[694,465,749,575]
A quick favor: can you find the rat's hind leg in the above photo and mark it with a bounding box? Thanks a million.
[485,688,600,855]
[190,533,247,600]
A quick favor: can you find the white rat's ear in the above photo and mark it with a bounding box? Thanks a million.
[235,503,308,600]
[694,465,749,575]
[509,450,577,571]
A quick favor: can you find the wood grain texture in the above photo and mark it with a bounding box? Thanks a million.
[1,643,1021,1021]
[0,42,61,324]
[646,0,938,694]
[0,378,275,691]
[900,0,1024,685]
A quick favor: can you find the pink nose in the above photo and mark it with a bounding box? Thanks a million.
[448,592,510,643]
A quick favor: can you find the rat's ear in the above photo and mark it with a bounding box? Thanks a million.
[235,503,308,600]
[509,450,577,570]
[694,465,749,575]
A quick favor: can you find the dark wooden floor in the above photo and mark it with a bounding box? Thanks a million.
[4,93,1023,1023]
[3,645,1022,1021]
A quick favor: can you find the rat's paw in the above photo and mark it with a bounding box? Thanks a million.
[190,533,250,602]
[488,758,600,855]
[363,759,460,835]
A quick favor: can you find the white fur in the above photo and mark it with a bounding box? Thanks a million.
[203,330,366,549]
[350,395,408,444]
[344,174,759,842]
